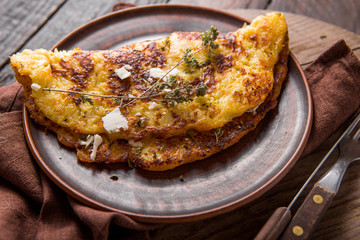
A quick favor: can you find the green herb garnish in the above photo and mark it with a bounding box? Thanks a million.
[201,26,219,47]
[196,83,208,97]
[201,25,220,57]
[158,144,165,151]
[128,159,135,168]
[136,117,148,127]
[110,174,119,181]
[41,26,220,108]
[184,48,200,68]
[80,94,94,105]
[134,146,143,154]
[215,127,224,142]
[163,83,193,104]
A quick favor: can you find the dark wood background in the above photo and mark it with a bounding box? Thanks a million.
[2,1,360,239]
[1,0,360,87]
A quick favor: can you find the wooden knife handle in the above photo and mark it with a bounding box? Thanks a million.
[254,207,291,240]
[280,183,336,240]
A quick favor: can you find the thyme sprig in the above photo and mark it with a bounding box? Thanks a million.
[201,25,220,57]
[202,26,220,47]
[42,88,161,100]
[183,48,212,69]
[162,83,193,106]
[182,25,219,70]
[42,26,220,108]
[214,127,224,142]
[80,94,94,105]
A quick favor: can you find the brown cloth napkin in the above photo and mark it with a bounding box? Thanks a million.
[0,39,360,240]
[301,39,360,155]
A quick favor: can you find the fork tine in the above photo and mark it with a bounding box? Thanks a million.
[345,109,360,136]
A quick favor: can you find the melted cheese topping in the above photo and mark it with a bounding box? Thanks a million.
[10,12,287,140]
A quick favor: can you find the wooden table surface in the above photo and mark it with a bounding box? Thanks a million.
[2,1,360,239]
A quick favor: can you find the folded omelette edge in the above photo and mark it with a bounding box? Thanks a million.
[10,12,289,171]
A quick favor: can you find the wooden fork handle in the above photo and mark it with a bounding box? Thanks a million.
[254,207,291,240]
[280,183,336,240]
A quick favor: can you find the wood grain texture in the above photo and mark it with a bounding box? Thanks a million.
[268,0,360,35]
[254,207,291,240]
[312,164,360,240]
[280,184,336,240]
[0,0,169,86]
[228,9,360,65]
[0,0,65,69]
[2,1,360,86]
[167,0,270,9]
[0,0,121,86]
[167,0,360,35]
[2,1,360,239]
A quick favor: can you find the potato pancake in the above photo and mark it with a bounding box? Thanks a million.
[10,12,289,171]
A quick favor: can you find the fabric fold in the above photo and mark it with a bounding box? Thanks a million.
[302,39,360,155]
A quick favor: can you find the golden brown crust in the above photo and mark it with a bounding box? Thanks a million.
[12,13,289,171]
[11,12,288,141]
[14,33,288,171]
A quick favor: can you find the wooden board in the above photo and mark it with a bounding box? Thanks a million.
[167,0,360,35]
[0,0,65,69]
[2,1,360,239]
[229,9,360,66]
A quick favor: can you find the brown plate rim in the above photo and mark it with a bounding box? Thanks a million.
[23,4,313,223]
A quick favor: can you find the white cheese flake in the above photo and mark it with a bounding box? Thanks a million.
[248,102,263,114]
[90,134,103,161]
[123,64,132,70]
[128,139,143,147]
[78,135,94,148]
[168,68,179,76]
[31,83,42,92]
[149,68,166,79]
[135,112,142,117]
[102,107,129,133]
[115,67,131,79]
[148,102,158,110]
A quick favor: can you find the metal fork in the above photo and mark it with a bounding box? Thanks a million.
[279,110,360,239]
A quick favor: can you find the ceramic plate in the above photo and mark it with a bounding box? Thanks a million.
[23,5,312,223]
